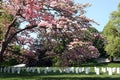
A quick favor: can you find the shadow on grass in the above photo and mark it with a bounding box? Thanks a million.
[80,62,120,67]
[39,77,120,80]
[0,72,120,80]
[80,63,108,67]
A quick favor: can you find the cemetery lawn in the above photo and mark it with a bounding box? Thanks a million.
[0,62,120,80]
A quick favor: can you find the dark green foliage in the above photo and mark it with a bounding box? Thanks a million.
[1,59,19,66]
[12,45,21,55]
[88,27,106,57]
[53,38,69,54]
[88,27,99,33]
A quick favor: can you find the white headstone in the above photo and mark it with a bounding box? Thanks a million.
[0,67,2,72]
[17,68,21,74]
[65,68,70,73]
[59,68,63,73]
[85,67,90,74]
[116,67,120,74]
[107,67,110,71]
[108,68,112,75]
[63,68,66,73]
[53,67,56,73]
[26,67,30,72]
[82,67,85,72]
[7,67,10,73]
[78,68,82,73]
[37,68,40,74]
[44,67,51,74]
[45,67,51,72]
[44,70,47,74]
[3,67,7,73]
[31,68,35,73]
[112,67,116,73]
[12,68,15,73]
[75,67,79,74]
[101,67,106,73]
[94,67,100,75]
[70,67,74,73]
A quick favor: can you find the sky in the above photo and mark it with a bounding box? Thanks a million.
[74,0,120,32]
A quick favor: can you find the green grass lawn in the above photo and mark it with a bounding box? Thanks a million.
[0,63,120,80]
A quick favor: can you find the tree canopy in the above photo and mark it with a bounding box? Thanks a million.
[0,0,100,66]
[103,3,120,58]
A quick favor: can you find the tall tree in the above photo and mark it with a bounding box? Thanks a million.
[0,0,100,65]
[103,3,120,58]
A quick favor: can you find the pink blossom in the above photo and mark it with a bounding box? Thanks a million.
[88,46,97,51]
[50,1,57,7]
[42,14,54,22]
[7,5,14,10]
[51,20,57,25]
[19,37,25,44]
[33,5,42,10]
[38,21,51,28]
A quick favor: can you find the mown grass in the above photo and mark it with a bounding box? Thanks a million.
[80,62,120,67]
[0,62,120,80]
[1,72,120,80]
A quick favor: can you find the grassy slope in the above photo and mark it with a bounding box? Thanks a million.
[0,63,120,80]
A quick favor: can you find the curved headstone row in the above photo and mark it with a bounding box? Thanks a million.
[0,67,120,75]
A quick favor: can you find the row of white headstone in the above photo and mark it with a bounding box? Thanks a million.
[0,67,120,75]
[94,67,120,75]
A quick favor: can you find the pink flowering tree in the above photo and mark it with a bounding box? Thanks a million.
[0,0,100,65]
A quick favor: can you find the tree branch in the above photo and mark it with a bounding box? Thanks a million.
[4,17,17,41]
[7,24,38,44]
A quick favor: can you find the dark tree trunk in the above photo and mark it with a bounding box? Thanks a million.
[0,42,7,65]
[0,53,3,65]
[111,56,114,62]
